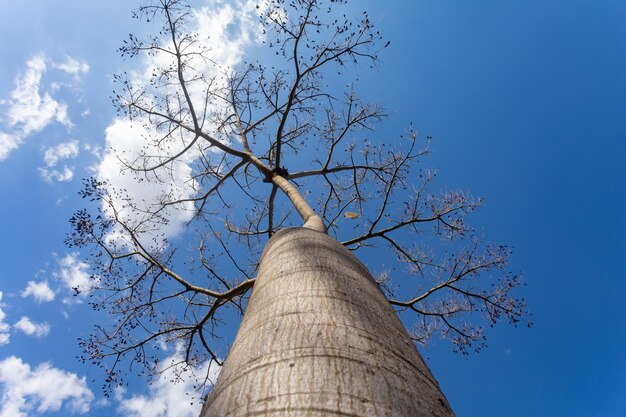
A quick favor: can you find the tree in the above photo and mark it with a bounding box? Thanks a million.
[67,0,528,415]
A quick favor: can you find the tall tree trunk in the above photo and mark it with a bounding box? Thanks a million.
[201,227,455,417]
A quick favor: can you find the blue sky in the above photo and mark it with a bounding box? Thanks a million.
[0,1,625,417]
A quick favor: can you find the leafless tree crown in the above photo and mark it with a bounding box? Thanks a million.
[67,0,529,396]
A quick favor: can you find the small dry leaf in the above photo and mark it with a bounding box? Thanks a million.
[344,211,360,219]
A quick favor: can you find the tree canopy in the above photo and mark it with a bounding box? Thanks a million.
[67,0,529,397]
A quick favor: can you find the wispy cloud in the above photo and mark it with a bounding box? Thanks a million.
[0,356,94,417]
[0,292,10,346]
[0,54,88,161]
[39,140,80,183]
[96,1,264,245]
[21,280,55,303]
[21,255,93,306]
[5,54,72,133]
[0,132,21,162]
[54,55,89,75]
[55,253,94,303]
[13,317,50,338]
[42,140,79,166]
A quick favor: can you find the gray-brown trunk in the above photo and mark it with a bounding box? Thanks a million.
[201,227,455,417]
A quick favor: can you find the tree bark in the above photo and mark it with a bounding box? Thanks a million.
[201,227,455,417]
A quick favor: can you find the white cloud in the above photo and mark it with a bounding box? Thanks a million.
[0,54,87,161]
[42,140,79,166]
[0,55,72,159]
[13,317,51,338]
[55,253,93,302]
[0,292,9,346]
[97,0,264,243]
[0,132,21,161]
[21,280,55,302]
[39,140,80,183]
[5,54,71,133]
[98,119,196,243]
[54,56,90,75]
[192,0,264,70]
[117,349,220,417]
[0,356,94,417]
[40,165,75,183]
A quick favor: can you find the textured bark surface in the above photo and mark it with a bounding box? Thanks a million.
[201,227,455,417]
